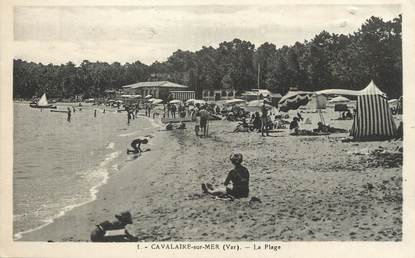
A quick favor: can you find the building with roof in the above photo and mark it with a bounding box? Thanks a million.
[122,81,192,100]
[202,89,236,102]
[242,89,282,106]
[170,91,195,102]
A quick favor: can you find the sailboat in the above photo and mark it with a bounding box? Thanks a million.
[30,93,57,109]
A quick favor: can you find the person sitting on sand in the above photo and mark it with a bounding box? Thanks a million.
[90,211,138,242]
[314,122,347,134]
[315,121,328,132]
[128,137,149,154]
[178,121,186,129]
[201,153,250,199]
[166,122,174,130]
[215,105,221,115]
[252,112,261,131]
[297,112,303,121]
[233,118,249,133]
[345,110,353,119]
[289,117,300,135]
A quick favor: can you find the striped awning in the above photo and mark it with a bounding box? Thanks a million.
[350,81,397,139]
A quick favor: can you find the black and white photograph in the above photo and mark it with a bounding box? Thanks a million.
[0,0,414,257]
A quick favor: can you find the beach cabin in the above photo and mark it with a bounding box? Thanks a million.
[242,89,282,106]
[121,81,190,101]
[170,90,195,102]
[350,81,397,140]
[202,89,236,102]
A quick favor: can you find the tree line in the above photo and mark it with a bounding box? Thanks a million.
[13,15,402,100]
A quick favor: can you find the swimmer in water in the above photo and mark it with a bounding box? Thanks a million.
[67,107,71,122]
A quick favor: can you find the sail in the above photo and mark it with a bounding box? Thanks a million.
[37,93,49,106]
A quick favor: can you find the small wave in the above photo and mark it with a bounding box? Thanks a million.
[14,151,121,240]
[143,116,163,129]
[118,131,139,137]
[111,164,119,172]
[105,142,115,149]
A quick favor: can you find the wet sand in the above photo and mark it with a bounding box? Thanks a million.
[21,119,402,241]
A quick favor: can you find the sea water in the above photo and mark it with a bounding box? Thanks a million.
[13,103,160,240]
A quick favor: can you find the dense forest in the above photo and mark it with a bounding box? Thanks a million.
[13,15,402,100]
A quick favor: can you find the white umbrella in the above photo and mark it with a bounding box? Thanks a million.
[129,94,142,98]
[247,100,272,108]
[185,99,206,105]
[145,95,153,99]
[329,96,350,103]
[194,99,206,105]
[150,98,163,104]
[121,94,141,99]
[169,99,183,104]
[223,99,246,106]
[185,98,196,104]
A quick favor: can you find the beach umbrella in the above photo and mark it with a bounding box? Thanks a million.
[129,94,142,99]
[329,96,350,103]
[186,99,206,105]
[185,98,196,104]
[247,99,272,108]
[278,91,313,112]
[223,99,246,106]
[144,95,153,99]
[169,99,183,104]
[316,89,360,97]
[149,98,163,104]
[193,99,206,105]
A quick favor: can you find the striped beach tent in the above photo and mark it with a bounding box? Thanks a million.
[350,81,397,139]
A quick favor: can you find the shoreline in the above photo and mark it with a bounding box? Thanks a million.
[18,115,169,241]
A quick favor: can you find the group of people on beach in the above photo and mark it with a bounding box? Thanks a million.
[193,104,210,137]
[63,105,106,123]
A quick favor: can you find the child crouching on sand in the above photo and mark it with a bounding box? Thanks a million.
[90,211,138,242]
[202,153,250,199]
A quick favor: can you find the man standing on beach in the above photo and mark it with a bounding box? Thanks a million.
[261,102,269,136]
[166,103,171,118]
[199,106,210,137]
[171,104,177,118]
[127,111,132,125]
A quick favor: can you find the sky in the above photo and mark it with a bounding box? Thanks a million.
[13,5,401,65]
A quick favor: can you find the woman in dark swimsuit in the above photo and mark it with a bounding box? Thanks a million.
[202,153,250,199]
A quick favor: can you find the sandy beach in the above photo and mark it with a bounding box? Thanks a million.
[20,116,402,242]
